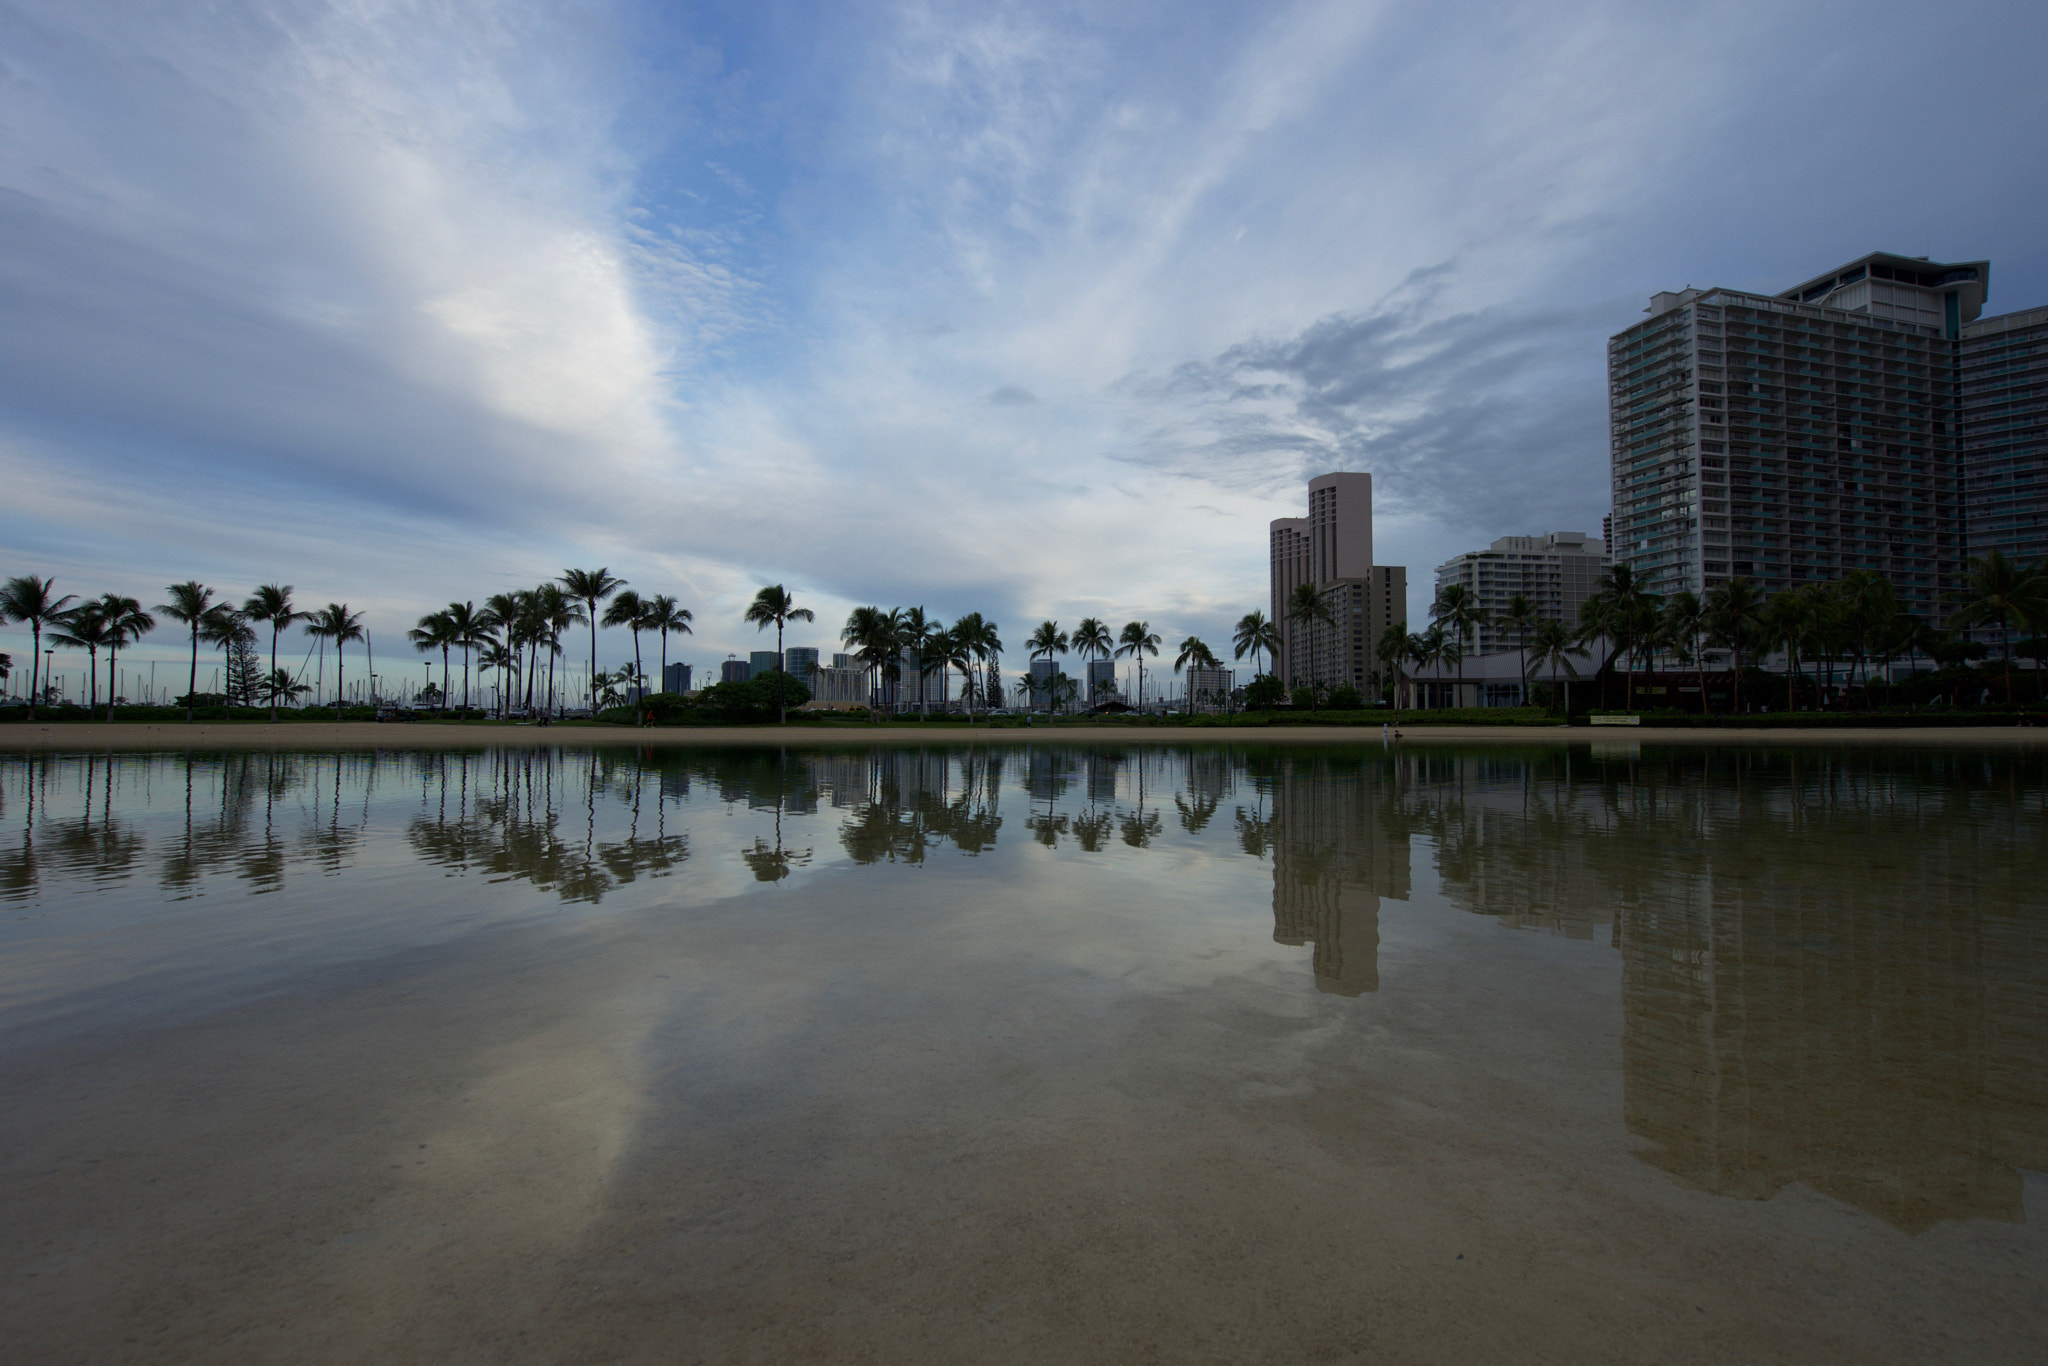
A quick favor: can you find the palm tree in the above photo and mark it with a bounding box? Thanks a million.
[442,600,489,714]
[538,584,583,716]
[303,604,366,715]
[1072,616,1112,675]
[1375,621,1412,709]
[601,590,650,721]
[50,602,110,711]
[477,638,516,717]
[1763,589,1815,711]
[1948,550,2048,704]
[643,594,693,691]
[1173,636,1220,711]
[200,606,255,706]
[156,581,216,721]
[1526,620,1586,715]
[242,585,305,722]
[841,605,900,720]
[1660,591,1711,714]
[263,668,312,709]
[1705,577,1767,714]
[1497,593,1542,704]
[951,611,1001,721]
[1115,620,1160,712]
[1432,582,1488,659]
[1233,609,1281,679]
[1285,584,1334,698]
[558,568,625,717]
[1577,565,1662,711]
[1026,620,1069,714]
[409,609,459,712]
[0,575,77,719]
[742,585,816,723]
[96,594,155,720]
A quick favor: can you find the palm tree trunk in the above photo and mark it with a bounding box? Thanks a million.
[775,619,785,725]
[632,626,646,725]
[1695,631,1709,715]
[187,624,199,722]
[26,620,41,719]
[105,644,116,722]
[587,609,599,716]
[269,626,280,722]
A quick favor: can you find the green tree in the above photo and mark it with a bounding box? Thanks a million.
[263,668,312,708]
[558,567,626,718]
[242,585,306,722]
[1497,593,1542,703]
[1115,620,1160,712]
[443,600,490,714]
[1026,620,1069,713]
[49,602,110,711]
[409,609,459,713]
[1948,550,2048,704]
[1763,588,1816,711]
[1704,577,1767,714]
[951,611,1001,721]
[1659,591,1711,714]
[744,585,816,724]
[841,605,900,720]
[199,606,255,705]
[642,594,693,691]
[0,575,78,719]
[303,603,366,715]
[537,583,584,716]
[1431,582,1488,658]
[896,606,940,718]
[1232,609,1280,679]
[1526,619,1586,715]
[95,594,155,719]
[1173,635,1220,710]
[156,581,217,722]
[1285,584,1334,700]
[1375,621,1414,709]
[601,590,650,723]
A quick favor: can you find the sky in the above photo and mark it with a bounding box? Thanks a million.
[3,0,2046,696]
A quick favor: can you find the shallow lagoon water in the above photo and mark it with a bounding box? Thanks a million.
[3,741,2046,1362]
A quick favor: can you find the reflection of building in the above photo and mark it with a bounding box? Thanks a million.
[1268,754,1410,995]
[1402,745,2048,1233]
[1433,531,1609,656]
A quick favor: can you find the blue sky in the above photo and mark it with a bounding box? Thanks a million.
[4,0,2046,691]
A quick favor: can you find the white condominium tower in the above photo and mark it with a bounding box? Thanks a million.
[1433,531,1609,656]
[1607,251,1987,620]
[1269,472,1406,690]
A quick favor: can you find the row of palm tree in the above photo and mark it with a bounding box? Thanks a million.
[1389,551,2048,713]
[837,604,1005,721]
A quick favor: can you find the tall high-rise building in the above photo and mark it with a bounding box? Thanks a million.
[719,658,749,684]
[1607,251,1987,619]
[1268,472,1406,690]
[748,650,783,678]
[784,647,820,681]
[661,662,692,693]
[1434,532,1609,655]
[1085,657,1118,706]
[1960,305,2048,567]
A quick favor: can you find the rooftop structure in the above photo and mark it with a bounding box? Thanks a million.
[1268,473,1406,692]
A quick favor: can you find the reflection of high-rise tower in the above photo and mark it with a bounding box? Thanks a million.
[1268,755,1410,995]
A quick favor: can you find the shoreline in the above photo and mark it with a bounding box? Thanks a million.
[2,720,2043,750]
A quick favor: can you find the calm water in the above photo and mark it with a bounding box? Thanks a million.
[4,741,2047,1361]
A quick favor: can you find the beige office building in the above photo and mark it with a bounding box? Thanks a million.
[1269,472,1406,692]
[1433,531,1609,656]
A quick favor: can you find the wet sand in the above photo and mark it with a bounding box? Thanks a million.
[4,719,2044,749]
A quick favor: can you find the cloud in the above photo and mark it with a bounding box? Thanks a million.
[985,385,1038,406]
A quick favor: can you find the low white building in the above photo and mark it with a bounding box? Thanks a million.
[1434,532,1608,656]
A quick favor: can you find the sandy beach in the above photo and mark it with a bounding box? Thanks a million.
[2,719,2043,749]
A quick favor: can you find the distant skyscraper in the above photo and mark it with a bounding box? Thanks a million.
[720,658,749,685]
[1268,472,1406,690]
[1607,251,1986,618]
[749,650,782,678]
[1434,532,1609,655]
[1960,305,2048,568]
[784,647,820,681]
[662,662,692,693]
[1085,657,1118,707]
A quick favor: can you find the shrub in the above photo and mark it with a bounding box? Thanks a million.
[1242,675,1286,710]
